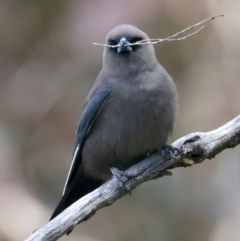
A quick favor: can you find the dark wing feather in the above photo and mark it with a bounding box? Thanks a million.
[62,85,111,195]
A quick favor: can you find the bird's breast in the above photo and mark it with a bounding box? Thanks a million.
[82,81,174,181]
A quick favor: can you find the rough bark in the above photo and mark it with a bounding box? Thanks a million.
[25,115,240,241]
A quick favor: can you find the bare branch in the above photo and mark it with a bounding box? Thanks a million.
[25,115,240,241]
[92,14,224,48]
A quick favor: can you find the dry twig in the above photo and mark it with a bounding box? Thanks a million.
[92,15,224,48]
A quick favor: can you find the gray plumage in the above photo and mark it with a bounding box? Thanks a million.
[50,24,178,221]
[82,24,177,180]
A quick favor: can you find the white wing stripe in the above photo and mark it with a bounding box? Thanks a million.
[62,145,80,196]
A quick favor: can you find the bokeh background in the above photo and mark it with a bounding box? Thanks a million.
[0,0,240,240]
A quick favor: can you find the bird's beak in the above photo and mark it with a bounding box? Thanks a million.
[117,38,133,53]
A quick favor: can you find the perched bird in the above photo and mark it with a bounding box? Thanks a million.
[50,24,178,220]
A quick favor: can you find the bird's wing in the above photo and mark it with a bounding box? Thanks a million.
[62,85,111,196]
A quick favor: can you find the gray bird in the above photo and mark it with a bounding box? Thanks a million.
[50,24,178,220]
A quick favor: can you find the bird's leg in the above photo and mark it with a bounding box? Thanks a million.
[110,167,131,194]
[161,145,180,160]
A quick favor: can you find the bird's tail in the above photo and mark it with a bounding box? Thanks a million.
[50,166,103,220]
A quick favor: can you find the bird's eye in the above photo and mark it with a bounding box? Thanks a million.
[108,39,118,46]
[130,37,143,43]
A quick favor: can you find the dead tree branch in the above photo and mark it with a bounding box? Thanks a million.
[25,115,240,241]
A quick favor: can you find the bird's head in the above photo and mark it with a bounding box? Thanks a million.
[103,25,157,77]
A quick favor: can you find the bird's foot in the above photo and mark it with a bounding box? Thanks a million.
[110,167,131,195]
[161,145,180,160]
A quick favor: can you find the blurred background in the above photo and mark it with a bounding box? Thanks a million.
[0,0,240,240]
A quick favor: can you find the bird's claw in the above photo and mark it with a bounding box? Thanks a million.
[161,145,180,160]
[110,167,131,195]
